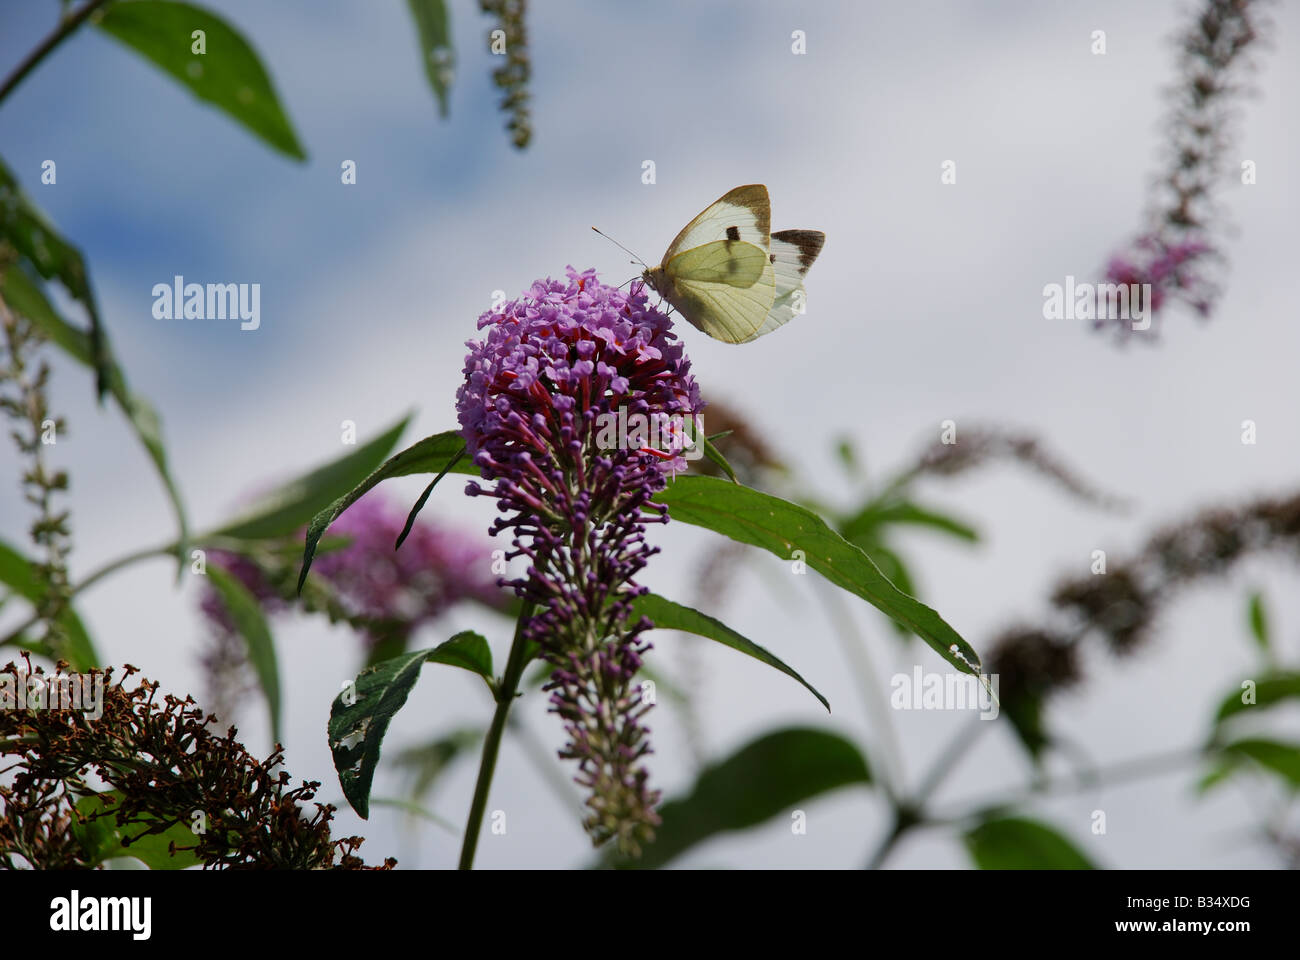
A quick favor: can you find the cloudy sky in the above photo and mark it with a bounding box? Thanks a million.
[1,0,1297,868]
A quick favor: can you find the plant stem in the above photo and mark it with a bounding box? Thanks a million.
[0,541,176,648]
[0,0,113,105]
[864,719,989,869]
[912,716,989,802]
[818,580,903,803]
[458,601,535,870]
[928,743,1207,821]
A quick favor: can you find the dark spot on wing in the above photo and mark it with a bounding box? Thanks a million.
[726,225,740,242]
[773,229,826,270]
[769,253,776,264]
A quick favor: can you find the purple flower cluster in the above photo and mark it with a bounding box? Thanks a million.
[1101,234,1214,324]
[310,493,502,633]
[1096,0,1267,336]
[456,267,701,855]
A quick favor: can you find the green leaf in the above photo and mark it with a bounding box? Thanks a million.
[0,538,100,670]
[73,791,202,870]
[1195,761,1237,794]
[834,436,860,478]
[214,415,414,543]
[330,633,493,819]
[394,444,465,550]
[1221,738,1300,789]
[0,156,108,396]
[426,630,493,683]
[406,0,454,118]
[1247,591,1269,653]
[841,498,979,544]
[96,0,306,160]
[615,728,870,869]
[205,564,280,744]
[630,593,828,711]
[525,657,556,688]
[964,816,1095,870]
[1003,692,1051,762]
[368,796,458,834]
[849,539,918,640]
[653,476,982,675]
[394,727,483,803]
[634,660,690,706]
[700,434,739,483]
[294,428,472,591]
[2,210,189,560]
[1213,672,1300,726]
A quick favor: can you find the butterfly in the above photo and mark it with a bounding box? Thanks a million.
[641,184,824,344]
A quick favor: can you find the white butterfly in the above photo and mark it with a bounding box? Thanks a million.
[641,184,824,344]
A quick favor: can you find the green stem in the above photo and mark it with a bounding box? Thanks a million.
[0,541,176,648]
[458,601,535,870]
[73,542,178,594]
[927,743,1206,822]
[865,719,989,869]
[0,0,113,104]
[818,581,903,804]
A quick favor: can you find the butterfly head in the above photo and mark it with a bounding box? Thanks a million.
[642,264,666,296]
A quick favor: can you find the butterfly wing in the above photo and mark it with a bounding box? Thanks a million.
[663,238,776,344]
[661,184,772,261]
[736,229,826,344]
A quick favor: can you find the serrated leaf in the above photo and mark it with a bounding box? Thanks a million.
[964,816,1094,870]
[0,538,99,670]
[205,564,280,744]
[73,791,202,870]
[214,415,415,543]
[630,593,828,711]
[295,428,472,591]
[406,0,454,118]
[330,632,493,819]
[613,727,870,869]
[97,0,306,159]
[653,476,982,675]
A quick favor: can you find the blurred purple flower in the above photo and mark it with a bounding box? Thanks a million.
[198,551,289,635]
[311,493,503,635]
[201,493,501,642]
[197,491,504,720]
[1100,234,1215,323]
[1096,0,1267,336]
[456,267,700,856]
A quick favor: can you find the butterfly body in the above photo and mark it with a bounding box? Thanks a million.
[642,184,824,344]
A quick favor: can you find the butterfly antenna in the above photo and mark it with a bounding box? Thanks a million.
[592,226,647,270]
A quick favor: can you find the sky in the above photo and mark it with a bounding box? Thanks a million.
[1,0,1298,869]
